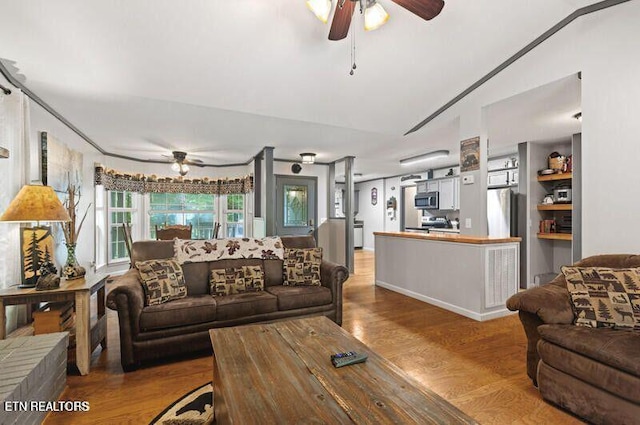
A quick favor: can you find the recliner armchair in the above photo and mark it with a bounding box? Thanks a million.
[507,254,640,425]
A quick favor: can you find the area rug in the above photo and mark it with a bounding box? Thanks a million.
[150,383,214,425]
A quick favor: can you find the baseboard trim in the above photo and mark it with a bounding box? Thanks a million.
[375,280,513,321]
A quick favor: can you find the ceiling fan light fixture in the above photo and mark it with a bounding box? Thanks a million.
[306,0,332,23]
[364,1,389,31]
[171,161,189,176]
[400,150,450,166]
[300,152,316,164]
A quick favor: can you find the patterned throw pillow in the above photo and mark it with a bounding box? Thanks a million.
[563,266,640,331]
[283,248,322,287]
[136,259,188,306]
[210,265,264,296]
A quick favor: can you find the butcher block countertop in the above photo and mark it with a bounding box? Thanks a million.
[374,231,522,245]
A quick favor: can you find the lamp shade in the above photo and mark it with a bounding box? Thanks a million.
[306,0,332,23]
[364,1,389,31]
[0,184,71,223]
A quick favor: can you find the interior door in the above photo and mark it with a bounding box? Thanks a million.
[275,176,317,236]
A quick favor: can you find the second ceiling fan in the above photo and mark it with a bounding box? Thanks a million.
[307,0,445,40]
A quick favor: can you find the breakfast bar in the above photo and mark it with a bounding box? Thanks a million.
[374,232,522,321]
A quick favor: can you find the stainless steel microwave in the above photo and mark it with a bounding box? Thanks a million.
[415,192,439,210]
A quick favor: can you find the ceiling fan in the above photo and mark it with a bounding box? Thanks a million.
[163,151,205,176]
[307,0,444,40]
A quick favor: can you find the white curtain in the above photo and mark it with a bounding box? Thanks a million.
[0,87,30,335]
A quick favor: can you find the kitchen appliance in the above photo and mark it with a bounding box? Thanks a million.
[487,188,517,238]
[414,191,438,210]
[553,186,572,203]
[404,215,450,233]
[402,186,422,230]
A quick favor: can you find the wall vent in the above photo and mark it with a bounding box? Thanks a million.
[485,246,518,308]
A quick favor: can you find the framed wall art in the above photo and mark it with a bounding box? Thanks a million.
[371,188,378,205]
[20,225,55,285]
[460,136,480,173]
[41,131,83,191]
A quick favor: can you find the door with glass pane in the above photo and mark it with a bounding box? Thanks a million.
[275,176,317,236]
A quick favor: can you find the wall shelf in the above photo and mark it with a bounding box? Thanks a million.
[537,232,572,241]
[537,172,572,182]
[537,204,572,211]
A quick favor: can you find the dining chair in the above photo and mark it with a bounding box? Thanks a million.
[155,224,192,240]
[122,223,134,268]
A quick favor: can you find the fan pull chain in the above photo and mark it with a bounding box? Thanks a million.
[349,25,357,76]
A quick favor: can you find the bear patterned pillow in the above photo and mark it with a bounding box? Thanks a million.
[562,266,640,331]
[136,259,188,306]
[283,247,322,286]
[210,265,264,296]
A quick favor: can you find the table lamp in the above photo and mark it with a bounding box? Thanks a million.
[0,184,71,288]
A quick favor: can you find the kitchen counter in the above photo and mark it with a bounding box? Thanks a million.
[374,232,521,321]
[374,231,521,244]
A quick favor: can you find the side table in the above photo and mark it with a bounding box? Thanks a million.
[0,273,109,375]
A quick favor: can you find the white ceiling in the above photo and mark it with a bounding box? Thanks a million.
[0,0,592,180]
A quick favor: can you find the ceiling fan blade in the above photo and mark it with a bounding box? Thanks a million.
[391,0,444,21]
[185,159,205,167]
[328,0,356,41]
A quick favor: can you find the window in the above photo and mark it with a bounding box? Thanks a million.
[225,194,244,237]
[149,193,216,239]
[108,191,136,262]
[284,185,308,227]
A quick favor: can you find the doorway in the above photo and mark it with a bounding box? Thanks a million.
[275,175,317,236]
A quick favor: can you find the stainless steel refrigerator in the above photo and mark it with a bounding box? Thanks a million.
[487,188,516,237]
[402,186,422,230]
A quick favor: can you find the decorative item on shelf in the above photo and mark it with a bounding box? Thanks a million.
[539,219,557,234]
[542,194,555,205]
[548,152,566,172]
[35,261,60,291]
[61,181,91,280]
[0,184,71,288]
[446,168,454,176]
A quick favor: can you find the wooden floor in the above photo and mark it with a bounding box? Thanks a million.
[45,250,583,424]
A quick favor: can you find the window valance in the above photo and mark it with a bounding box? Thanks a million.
[94,165,253,195]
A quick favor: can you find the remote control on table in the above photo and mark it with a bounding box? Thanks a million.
[331,351,357,360]
[332,352,368,368]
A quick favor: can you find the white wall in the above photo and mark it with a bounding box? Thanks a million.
[384,177,401,233]
[29,103,104,273]
[414,1,640,255]
[355,179,384,250]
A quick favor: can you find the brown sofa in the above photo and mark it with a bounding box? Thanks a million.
[106,235,349,371]
[507,254,640,425]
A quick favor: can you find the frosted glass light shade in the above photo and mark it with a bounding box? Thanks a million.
[307,0,332,23]
[364,2,389,31]
[300,153,316,164]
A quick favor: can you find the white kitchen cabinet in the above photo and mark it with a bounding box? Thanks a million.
[438,178,456,210]
[488,169,519,188]
[488,171,509,187]
[427,181,439,193]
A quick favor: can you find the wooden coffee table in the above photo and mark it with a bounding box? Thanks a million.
[209,316,478,424]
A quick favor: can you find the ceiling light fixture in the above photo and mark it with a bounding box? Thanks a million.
[300,153,316,164]
[364,1,389,31]
[400,150,450,166]
[307,0,332,23]
[573,112,582,122]
[171,161,190,176]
